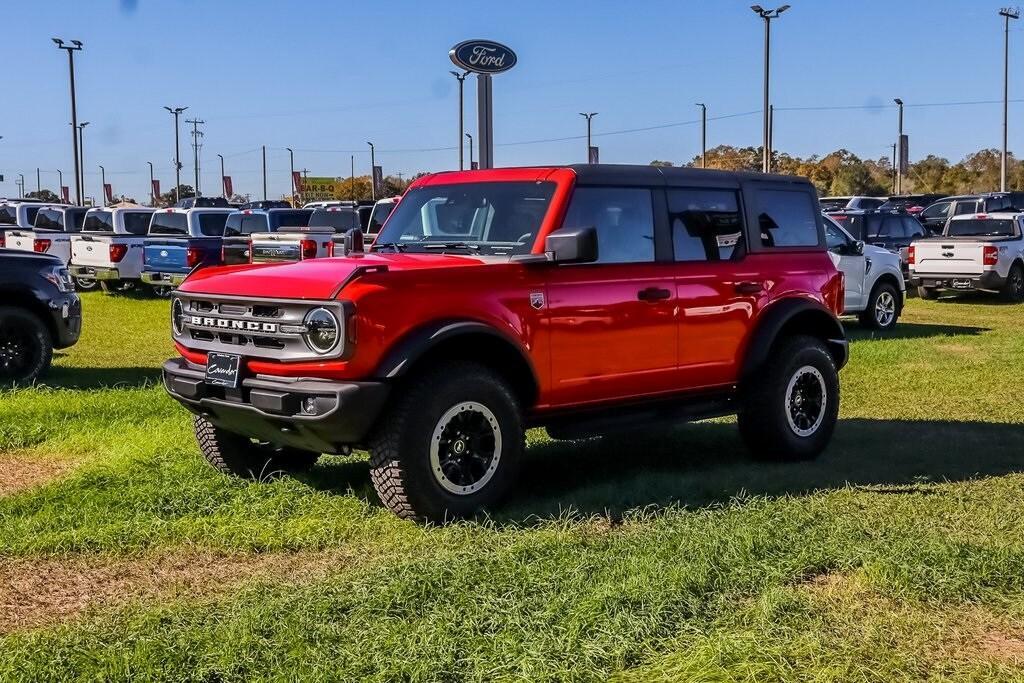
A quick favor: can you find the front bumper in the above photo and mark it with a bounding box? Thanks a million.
[49,293,82,349]
[162,357,390,454]
[909,271,1005,292]
[142,271,187,287]
[70,265,124,281]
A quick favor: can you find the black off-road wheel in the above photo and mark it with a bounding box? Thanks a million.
[1001,264,1024,303]
[738,335,840,462]
[193,415,320,480]
[74,276,99,292]
[858,281,901,330]
[917,285,939,300]
[368,362,524,523]
[0,306,52,387]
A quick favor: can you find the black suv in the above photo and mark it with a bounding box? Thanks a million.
[918,192,1024,234]
[0,249,82,385]
[825,210,926,271]
[877,194,947,215]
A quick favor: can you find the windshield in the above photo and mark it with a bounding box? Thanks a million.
[947,219,1017,237]
[34,208,64,230]
[83,210,115,232]
[149,212,189,235]
[368,200,396,233]
[272,210,313,230]
[122,212,152,236]
[311,209,359,232]
[373,182,555,254]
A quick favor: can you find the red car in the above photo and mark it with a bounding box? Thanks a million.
[163,165,848,522]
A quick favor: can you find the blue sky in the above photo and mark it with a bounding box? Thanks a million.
[2,0,1020,201]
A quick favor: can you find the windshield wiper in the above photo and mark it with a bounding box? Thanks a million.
[371,242,408,253]
[420,241,481,252]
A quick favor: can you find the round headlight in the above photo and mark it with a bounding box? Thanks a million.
[171,298,185,336]
[303,307,339,354]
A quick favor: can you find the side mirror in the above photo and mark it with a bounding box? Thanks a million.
[545,226,598,264]
[851,240,865,256]
[343,228,364,255]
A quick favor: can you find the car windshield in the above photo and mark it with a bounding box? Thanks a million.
[311,209,359,232]
[373,182,556,254]
[149,212,189,235]
[947,219,1017,237]
[83,210,115,232]
[34,208,64,230]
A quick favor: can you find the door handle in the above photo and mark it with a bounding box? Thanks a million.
[734,281,764,295]
[637,287,671,302]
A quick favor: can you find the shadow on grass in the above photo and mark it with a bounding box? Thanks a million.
[846,322,989,343]
[299,418,1024,524]
[39,366,162,390]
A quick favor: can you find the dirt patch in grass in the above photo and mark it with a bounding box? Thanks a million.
[0,550,353,634]
[977,631,1024,664]
[0,454,75,497]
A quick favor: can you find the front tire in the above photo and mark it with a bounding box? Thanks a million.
[738,335,840,462]
[0,306,52,386]
[193,415,320,480]
[917,286,938,300]
[1001,264,1024,303]
[368,362,524,523]
[858,281,901,330]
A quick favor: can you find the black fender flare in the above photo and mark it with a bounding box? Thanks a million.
[373,319,539,387]
[740,298,848,380]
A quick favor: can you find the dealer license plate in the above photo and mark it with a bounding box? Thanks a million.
[205,352,241,388]
[952,279,972,290]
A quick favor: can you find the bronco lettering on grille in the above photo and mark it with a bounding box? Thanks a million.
[189,315,279,333]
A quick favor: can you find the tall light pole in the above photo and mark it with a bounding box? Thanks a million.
[261,145,267,201]
[579,112,597,163]
[56,169,63,200]
[53,38,83,205]
[186,118,204,196]
[466,132,474,169]
[147,161,154,206]
[76,121,89,201]
[163,106,187,202]
[894,98,904,194]
[99,165,106,205]
[350,154,355,201]
[891,143,897,194]
[750,5,790,173]
[450,70,468,170]
[286,147,295,204]
[36,168,41,195]
[17,174,24,198]
[1000,8,1020,192]
[217,154,225,199]
[367,141,376,200]
[768,104,775,171]
[696,103,707,168]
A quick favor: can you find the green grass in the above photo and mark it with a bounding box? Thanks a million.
[2,291,1024,681]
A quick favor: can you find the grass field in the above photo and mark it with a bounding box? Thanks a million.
[2,291,1024,681]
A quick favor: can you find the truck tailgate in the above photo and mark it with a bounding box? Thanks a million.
[144,238,188,271]
[6,230,36,252]
[72,234,114,267]
[914,241,985,275]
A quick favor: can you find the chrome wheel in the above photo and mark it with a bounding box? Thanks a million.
[785,365,827,437]
[874,290,896,327]
[429,401,502,496]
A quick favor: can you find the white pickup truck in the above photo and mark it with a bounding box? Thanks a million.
[249,206,361,262]
[909,212,1024,301]
[69,207,156,292]
[0,201,59,248]
[5,205,91,284]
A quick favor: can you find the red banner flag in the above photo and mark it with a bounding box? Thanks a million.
[104,183,114,203]
[291,170,303,194]
[223,176,233,197]
[152,179,160,200]
[61,186,70,203]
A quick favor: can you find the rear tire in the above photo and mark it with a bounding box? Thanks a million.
[858,282,901,330]
[738,335,839,462]
[74,277,99,292]
[368,362,524,523]
[917,286,939,300]
[151,285,174,298]
[1001,264,1024,303]
[193,415,320,480]
[0,306,52,386]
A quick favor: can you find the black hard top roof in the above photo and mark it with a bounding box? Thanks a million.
[566,163,813,188]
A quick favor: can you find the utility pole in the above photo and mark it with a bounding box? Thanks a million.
[350,154,355,201]
[579,112,597,163]
[1000,8,1020,192]
[894,98,904,194]
[286,147,296,204]
[751,5,790,173]
[16,174,24,198]
[147,161,154,206]
[53,38,83,205]
[450,70,468,170]
[186,118,204,196]
[466,132,474,169]
[99,165,106,205]
[300,168,308,206]
[36,168,40,194]
[56,169,63,199]
[891,143,897,194]
[768,104,774,172]
[163,106,187,202]
[696,103,707,168]
[76,122,88,200]
[261,145,267,201]
[217,154,225,199]
[367,141,376,200]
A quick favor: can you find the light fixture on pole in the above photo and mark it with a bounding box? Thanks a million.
[696,103,707,168]
[163,106,188,202]
[1000,7,1020,192]
[750,5,790,173]
[450,70,468,170]
[76,121,89,199]
[466,132,474,169]
[53,38,83,205]
[893,97,904,194]
[217,154,225,199]
[579,112,598,164]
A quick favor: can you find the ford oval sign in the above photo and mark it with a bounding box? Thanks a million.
[449,39,517,75]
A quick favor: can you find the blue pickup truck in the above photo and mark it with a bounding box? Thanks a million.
[141,207,233,295]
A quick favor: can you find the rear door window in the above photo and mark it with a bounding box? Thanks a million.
[954,201,979,216]
[754,189,820,248]
[668,188,744,262]
[83,210,115,232]
[902,216,925,238]
[562,187,655,264]
[878,216,905,238]
[149,212,189,235]
[33,208,64,230]
[920,201,951,220]
[122,212,152,236]
[240,214,268,235]
[196,212,229,236]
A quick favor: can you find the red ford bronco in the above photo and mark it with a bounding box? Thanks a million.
[163,165,848,522]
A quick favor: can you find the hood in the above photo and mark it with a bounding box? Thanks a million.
[863,243,902,264]
[178,251,496,300]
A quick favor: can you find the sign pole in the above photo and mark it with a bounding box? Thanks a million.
[477,74,493,169]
